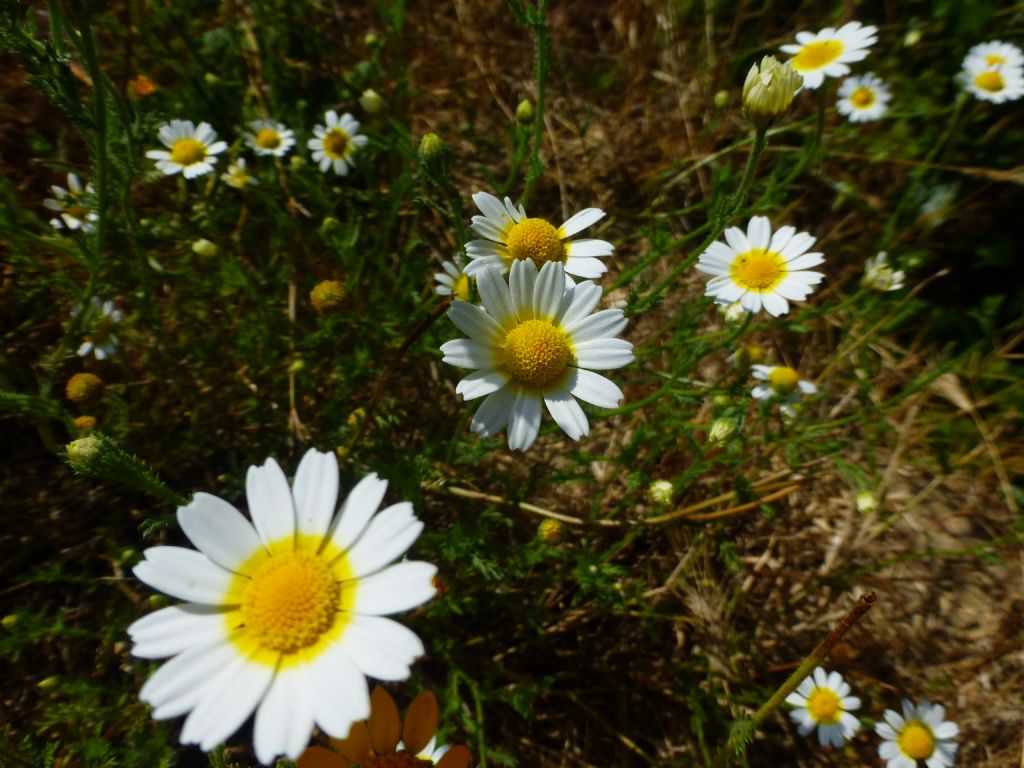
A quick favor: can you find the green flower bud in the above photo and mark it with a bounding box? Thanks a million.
[310,280,346,313]
[418,132,451,181]
[360,88,386,115]
[67,436,101,468]
[191,238,219,258]
[742,55,801,125]
[708,418,736,445]
[855,491,879,515]
[288,359,306,375]
[647,480,674,506]
[364,31,380,48]
[38,676,60,690]
[713,90,730,108]
[515,99,534,124]
[2,614,18,629]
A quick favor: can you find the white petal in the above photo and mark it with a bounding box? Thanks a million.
[567,368,623,409]
[769,225,796,252]
[292,449,340,541]
[534,261,567,319]
[475,266,516,327]
[509,258,538,318]
[473,191,514,227]
[345,503,422,577]
[448,301,502,343]
[456,369,509,401]
[746,216,772,250]
[565,238,614,257]
[328,473,388,553]
[246,458,296,553]
[140,636,238,710]
[564,308,627,343]
[181,657,274,751]
[470,215,510,242]
[563,256,608,279]
[786,252,824,270]
[471,386,515,437]
[177,493,265,574]
[133,547,233,604]
[129,603,228,659]
[573,338,634,369]
[337,614,424,680]
[723,226,749,254]
[559,208,605,237]
[305,643,371,738]
[761,292,790,317]
[351,560,437,615]
[544,389,589,440]
[933,721,959,739]
[557,281,602,327]
[254,666,314,763]
[440,338,496,369]
[507,390,542,451]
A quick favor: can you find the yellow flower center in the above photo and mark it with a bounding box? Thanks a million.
[323,128,351,159]
[65,204,89,220]
[255,128,282,149]
[985,53,1006,66]
[850,87,875,108]
[767,366,800,395]
[974,70,1005,92]
[169,138,207,166]
[453,273,471,302]
[806,688,841,725]
[505,218,565,265]
[897,721,936,760]
[503,319,572,388]
[729,248,787,292]
[240,551,340,654]
[791,39,845,72]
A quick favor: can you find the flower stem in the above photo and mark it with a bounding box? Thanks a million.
[520,0,549,207]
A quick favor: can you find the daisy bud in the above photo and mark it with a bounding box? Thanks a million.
[74,415,97,431]
[364,31,380,48]
[734,344,765,369]
[288,359,305,375]
[418,132,452,183]
[321,216,342,235]
[65,433,185,505]
[742,55,801,125]
[148,595,167,609]
[855,490,879,515]
[67,436,101,467]
[515,98,535,123]
[713,90,730,108]
[346,407,366,429]
[191,238,219,258]
[2,614,18,629]
[708,418,736,444]
[537,518,564,543]
[38,676,60,690]
[647,480,674,506]
[359,88,386,115]
[289,155,305,169]
[65,372,104,404]
[310,279,346,313]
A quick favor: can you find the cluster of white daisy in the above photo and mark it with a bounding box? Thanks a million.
[787,667,959,767]
[962,41,1024,104]
[145,111,368,185]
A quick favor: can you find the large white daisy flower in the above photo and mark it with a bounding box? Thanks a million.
[128,449,437,764]
[464,192,614,281]
[245,119,296,157]
[876,699,959,768]
[696,215,825,316]
[440,259,632,452]
[962,54,1024,104]
[963,40,1024,72]
[784,667,861,747]
[837,73,891,122]
[44,172,99,232]
[780,21,879,89]
[434,258,472,301]
[751,364,817,417]
[146,120,227,179]
[308,111,368,176]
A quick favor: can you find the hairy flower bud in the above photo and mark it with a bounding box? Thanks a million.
[310,280,345,313]
[708,418,737,445]
[537,518,564,543]
[65,372,104,404]
[647,480,674,506]
[191,238,219,258]
[360,88,385,115]
[742,55,801,125]
[418,132,452,182]
[515,99,535,124]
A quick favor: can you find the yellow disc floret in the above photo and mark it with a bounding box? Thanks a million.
[170,138,207,166]
[850,87,876,108]
[974,70,1005,93]
[503,319,572,388]
[897,721,936,760]
[730,248,787,292]
[792,40,844,71]
[323,129,351,159]
[505,218,565,265]
[453,273,472,302]
[255,129,282,149]
[768,366,800,395]
[985,54,1006,66]
[806,688,841,725]
[240,552,339,654]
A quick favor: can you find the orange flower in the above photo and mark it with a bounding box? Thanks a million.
[298,687,471,768]
[127,75,157,98]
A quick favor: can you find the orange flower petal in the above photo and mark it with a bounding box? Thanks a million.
[296,746,346,768]
[436,744,472,768]
[330,722,374,765]
[368,686,401,755]
[401,691,439,756]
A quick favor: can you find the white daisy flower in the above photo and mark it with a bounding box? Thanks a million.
[308,111,368,176]
[73,297,122,360]
[863,252,905,292]
[751,364,817,417]
[780,21,879,89]
[837,73,891,122]
[245,119,296,157]
[128,448,437,764]
[963,40,1024,72]
[784,667,861,747]
[416,736,452,764]
[434,258,472,301]
[440,259,633,452]
[222,158,258,189]
[44,173,99,232]
[146,120,228,179]
[876,699,959,768]
[464,191,614,281]
[962,54,1024,104]
[696,215,825,316]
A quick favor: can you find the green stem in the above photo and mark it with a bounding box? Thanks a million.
[77,20,108,263]
[521,0,549,206]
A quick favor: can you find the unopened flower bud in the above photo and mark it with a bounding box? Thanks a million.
[360,88,385,115]
[191,238,219,258]
[38,676,60,690]
[515,99,534,124]
[364,31,380,48]
[310,280,345,313]
[418,132,451,181]
[321,216,341,235]
[66,436,101,468]
[733,344,765,368]
[65,372,104,404]
[855,490,879,515]
[289,155,305,169]
[742,55,801,125]
[647,480,674,506]
[714,90,730,108]
[2,614,18,629]
[708,418,736,444]
[346,407,366,429]
[537,518,564,543]
[288,359,305,375]
[148,595,167,609]
[74,415,97,431]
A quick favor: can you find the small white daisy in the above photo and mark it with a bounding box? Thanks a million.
[308,111,368,176]
[963,40,1024,72]
[962,54,1024,104]
[73,297,122,360]
[128,448,437,764]
[751,364,817,416]
[863,252,905,292]
[434,258,472,301]
[876,699,959,768]
[440,259,633,452]
[221,158,258,189]
[696,216,825,317]
[464,191,614,281]
[416,737,453,764]
[781,21,879,89]
[245,119,296,158]
[837,73,891,122]
[784,667,861,747]
[44,173,99,232]
[146,120,227,179]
